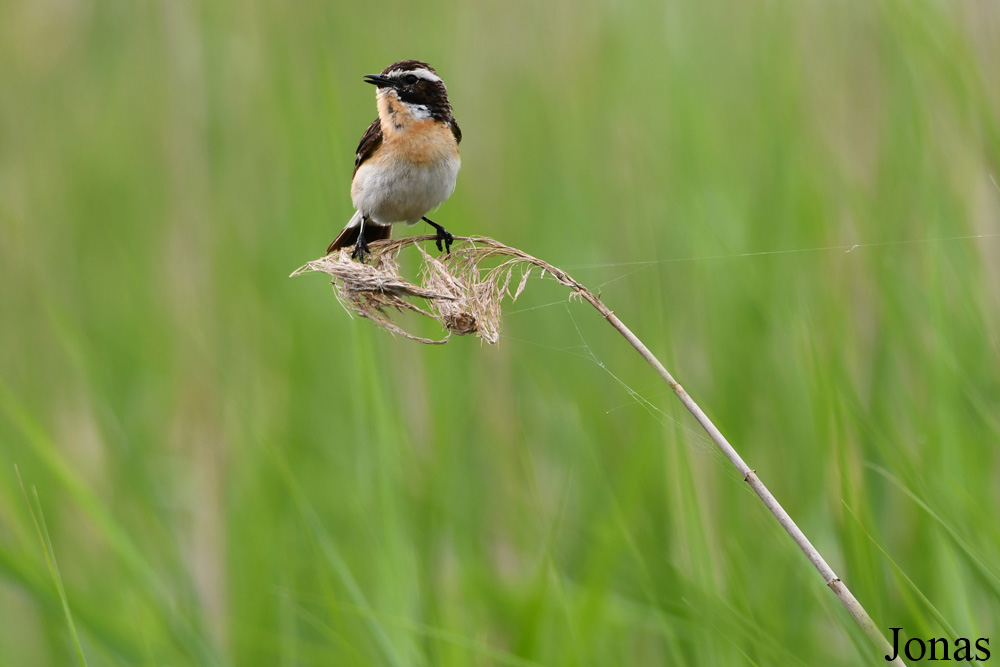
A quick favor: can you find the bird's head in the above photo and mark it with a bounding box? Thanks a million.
[364,60,452,115]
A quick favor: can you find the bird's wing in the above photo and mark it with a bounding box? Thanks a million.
[353,118,383,177]
[449,118,462,144]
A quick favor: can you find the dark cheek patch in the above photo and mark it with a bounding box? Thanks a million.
[398,82,432,107]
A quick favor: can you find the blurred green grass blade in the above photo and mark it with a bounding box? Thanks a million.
[0,380,219,664]
[0,536,156,661]
[16,466,88,666]
[270,443,407,667]
[842,502,958,638]
[292,599,549,667]
[0,380,151,584]
[867,464,1000,596]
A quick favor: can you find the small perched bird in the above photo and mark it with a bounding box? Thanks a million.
[327,60,462,262]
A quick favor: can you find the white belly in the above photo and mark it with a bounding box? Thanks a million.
[352,155,460,225]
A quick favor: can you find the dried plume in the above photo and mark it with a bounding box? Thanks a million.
[291,236,566,344]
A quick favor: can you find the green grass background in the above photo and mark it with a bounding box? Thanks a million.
[1,0,999,664]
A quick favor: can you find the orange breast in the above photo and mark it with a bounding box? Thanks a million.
[377,94,459,165]
[386,119,458,163]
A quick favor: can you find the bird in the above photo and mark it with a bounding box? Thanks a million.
[327,60,462,262]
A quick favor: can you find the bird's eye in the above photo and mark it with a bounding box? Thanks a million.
[404,74,418,85]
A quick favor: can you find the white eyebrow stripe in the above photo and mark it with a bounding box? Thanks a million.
[387,67,442,83]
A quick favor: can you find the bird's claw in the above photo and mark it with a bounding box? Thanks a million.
[351,235,371,263]
[423,217,454,255]
[435,228,454,254]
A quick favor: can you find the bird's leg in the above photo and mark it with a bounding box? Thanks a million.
[422,216,454,254]
[352,215,372,263]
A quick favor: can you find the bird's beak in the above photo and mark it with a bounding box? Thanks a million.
[363,74,395,88]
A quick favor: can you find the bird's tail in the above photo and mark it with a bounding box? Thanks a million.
[326,211,391,254]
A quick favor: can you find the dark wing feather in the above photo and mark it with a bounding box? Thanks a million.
[325,119,387,254]
[449,118,462,144]
[353,118,383,177]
